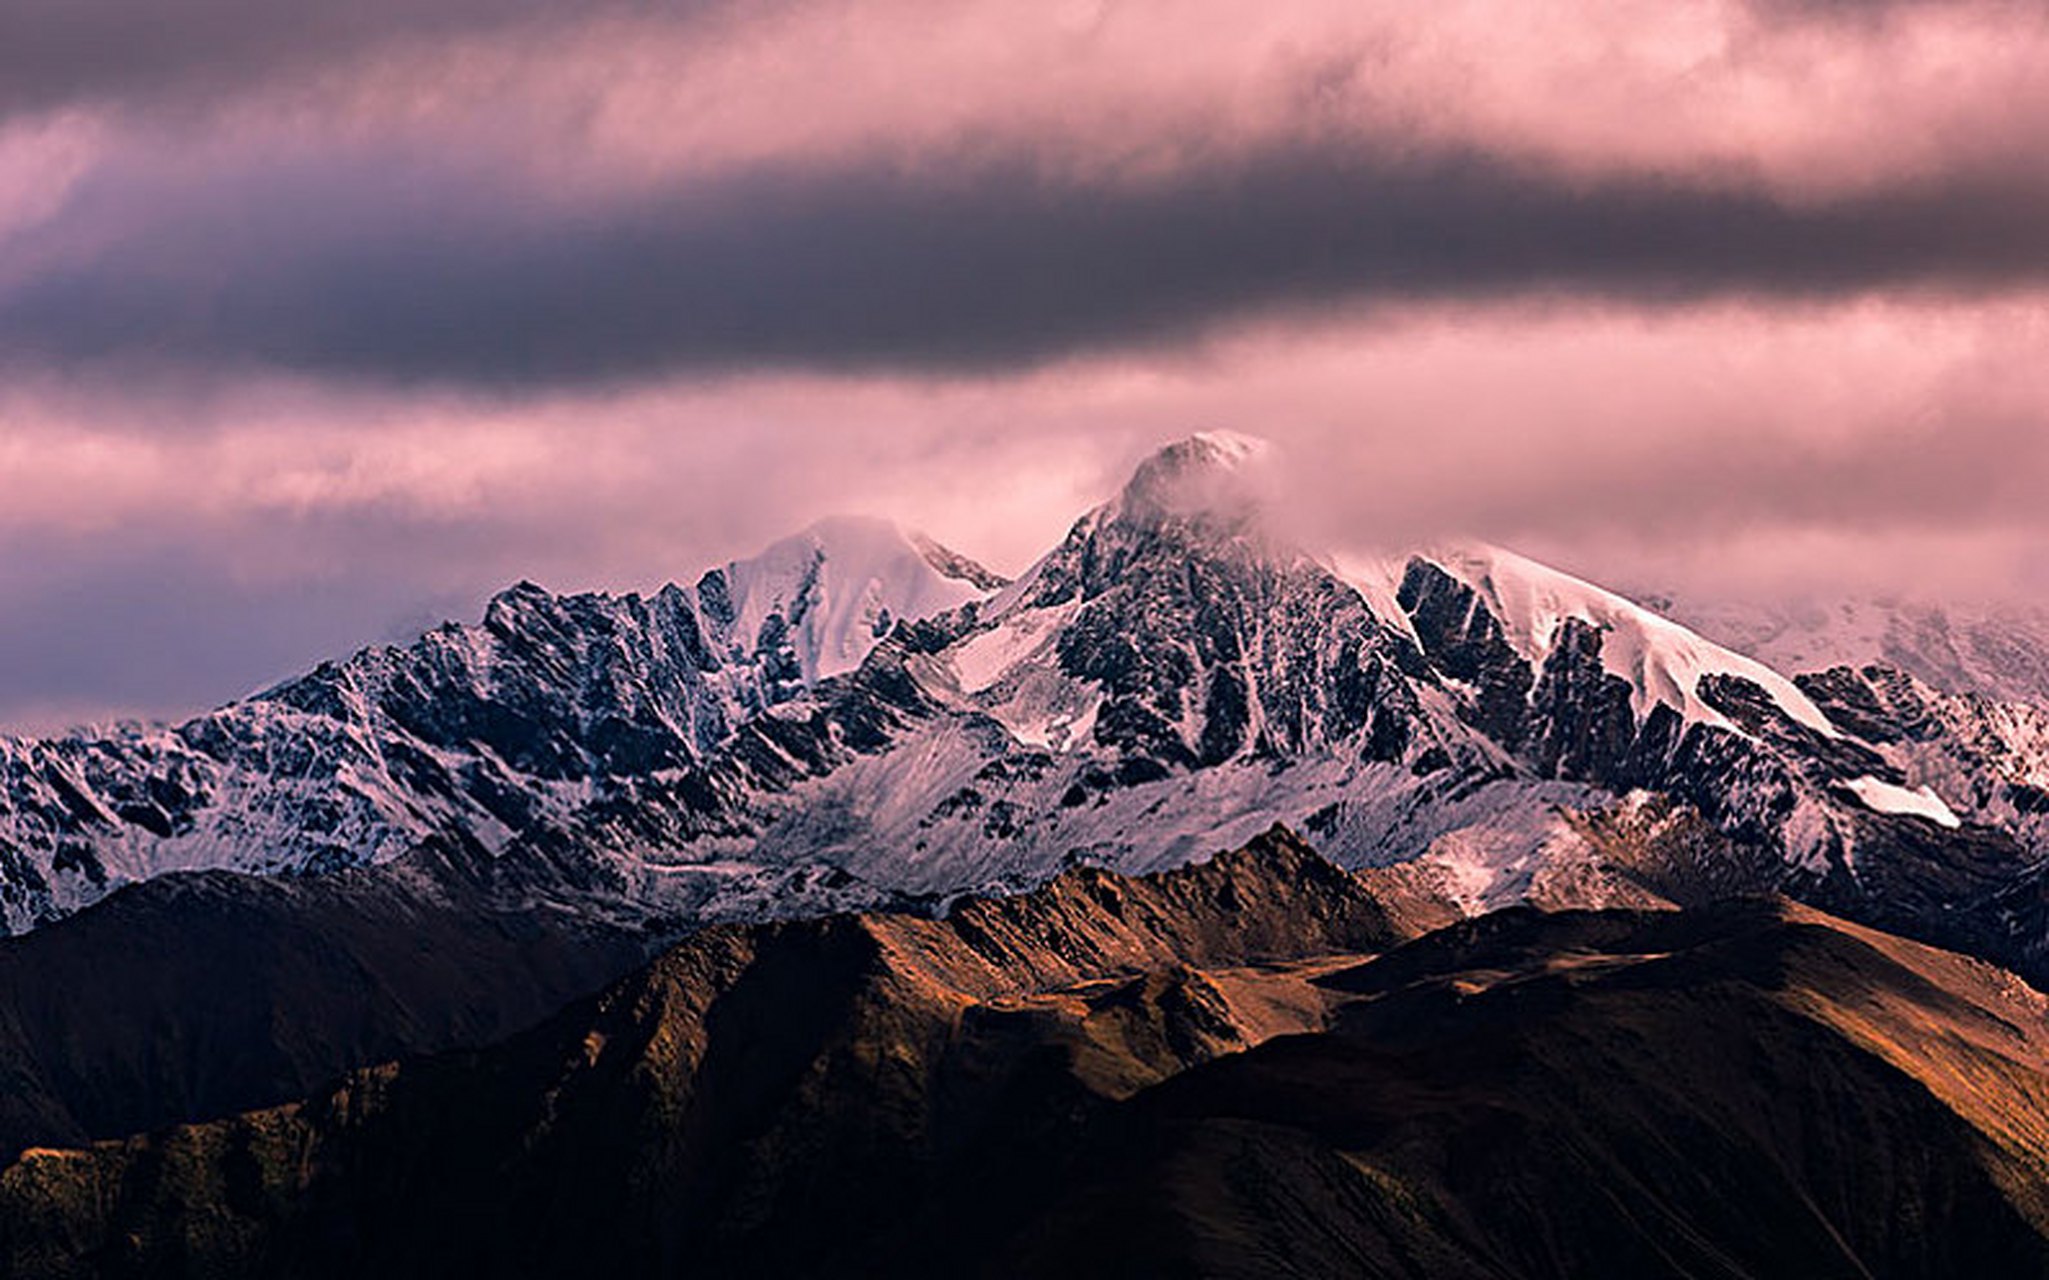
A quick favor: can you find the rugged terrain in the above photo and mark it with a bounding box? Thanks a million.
[0,514,997,933]
[2,432,2048,1167]
[5,827,2046,1279]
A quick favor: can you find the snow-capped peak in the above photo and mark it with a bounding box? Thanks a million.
[1187,428,1270,465]
[714,516,995,681]
[1112,431,1279,531]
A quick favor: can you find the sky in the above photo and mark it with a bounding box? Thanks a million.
[3,0,2049,732]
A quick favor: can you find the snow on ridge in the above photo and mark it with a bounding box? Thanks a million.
[1329,550,1423,647]
[907,530,1009,592]
[1341,542,1841,739]
[1433,543,1842,738]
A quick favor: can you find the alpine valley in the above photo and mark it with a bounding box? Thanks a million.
[5,434,2049,1276]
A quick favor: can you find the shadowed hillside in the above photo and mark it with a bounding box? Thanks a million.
[5,828,2049,1279]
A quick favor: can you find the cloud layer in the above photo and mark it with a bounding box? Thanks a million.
[2,0,2046,727]
[9,139,2049,386]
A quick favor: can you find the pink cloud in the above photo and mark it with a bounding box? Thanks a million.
[245,0,2049,199]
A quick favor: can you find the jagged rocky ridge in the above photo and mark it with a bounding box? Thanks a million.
[1,432,2046,992]
[6,827,2048,1279]
[0,515,996,932]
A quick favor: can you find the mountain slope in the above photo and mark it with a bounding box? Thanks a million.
[0,843,650,1162]
[975,899,2049,1280]
[6,829,2047,1279]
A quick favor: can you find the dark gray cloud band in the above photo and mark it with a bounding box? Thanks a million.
[6,141,2049,388]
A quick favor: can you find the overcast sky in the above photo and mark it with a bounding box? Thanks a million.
[3,0,2048,731]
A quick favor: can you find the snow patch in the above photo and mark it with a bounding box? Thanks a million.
[950,605,1073,694]
[1842,776,1963,829]
[1414,804,1596,913]
[1330,551,1422,645]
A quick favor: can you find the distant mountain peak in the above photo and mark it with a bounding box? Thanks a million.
[698,515,996,682]
[1112,430,1279,533]
[1642,589,2049,706]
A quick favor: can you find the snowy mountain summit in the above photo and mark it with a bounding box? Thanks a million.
[0,434,2046,985]
[1113,429,1277,530]
[1352,543,1841,739]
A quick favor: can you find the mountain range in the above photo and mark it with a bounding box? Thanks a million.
[5,433,2045,951]
[3,431,2049,1273]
